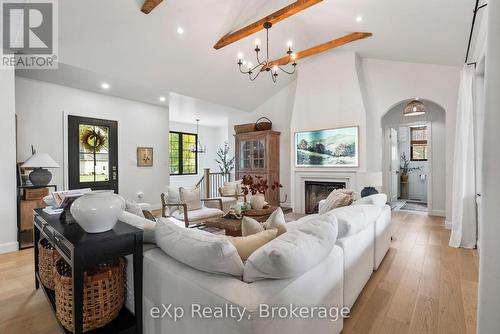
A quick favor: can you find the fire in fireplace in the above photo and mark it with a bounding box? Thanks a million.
[305,181,346,214]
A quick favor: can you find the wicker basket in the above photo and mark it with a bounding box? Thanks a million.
[54,257,125,333]
[234,123,257,134]
[38,239,60,290]
[255,117,272,131]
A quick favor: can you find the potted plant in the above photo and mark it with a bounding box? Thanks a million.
[215,141,235,176]
[240,175,282,210]
[400,153,421,180]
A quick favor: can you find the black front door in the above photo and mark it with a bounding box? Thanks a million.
[68,116,118,193]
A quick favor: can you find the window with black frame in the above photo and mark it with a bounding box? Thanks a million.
[169,131,198,175]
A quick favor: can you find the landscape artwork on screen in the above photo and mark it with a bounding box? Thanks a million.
[296,126,359,167]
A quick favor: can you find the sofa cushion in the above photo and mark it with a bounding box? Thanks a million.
[243,214,338,282]
[119,211,156,243]
[241,207,287,236]
[171,207,224,222]
[228,229,278,261]
[222,180,243,196]
[353,193,387,209]
[155,220,244,277]
[179,187,202,211]
[125,200,145,218]
[319,189,354,214]
[333,204,381,238]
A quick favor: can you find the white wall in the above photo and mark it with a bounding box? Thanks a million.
[360,58,460,221]
[15,77,169,208]
[478,1,500,332]
[227,80,297,207]
[0,67,18,254]
[169,121,227,189]
[227,52,460,218]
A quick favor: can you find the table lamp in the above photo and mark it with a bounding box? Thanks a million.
[357,172,383,198]
[21,153,60,186]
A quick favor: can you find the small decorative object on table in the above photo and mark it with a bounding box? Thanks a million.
[70,190,125,233]
[357,172,383,198]
[240,175,282,210]
[137,147,153,167]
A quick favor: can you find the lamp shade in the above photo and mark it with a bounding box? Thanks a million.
[21,153,60,168]
[357,172,383,188]
[403,99,426,116]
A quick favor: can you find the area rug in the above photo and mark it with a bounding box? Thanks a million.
[400,201,427,212]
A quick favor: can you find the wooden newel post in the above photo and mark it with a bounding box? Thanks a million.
[204,168,210,199]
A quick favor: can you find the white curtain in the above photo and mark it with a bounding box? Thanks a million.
[449,65,477,248]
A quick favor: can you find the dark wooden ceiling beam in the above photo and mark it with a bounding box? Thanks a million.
[263,32,373,70]
[141,0,163,14]
[213,0,323,50]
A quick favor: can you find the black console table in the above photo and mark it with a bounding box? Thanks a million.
[33,208,143,334]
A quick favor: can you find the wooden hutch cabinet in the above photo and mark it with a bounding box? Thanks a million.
[235,130,280,206]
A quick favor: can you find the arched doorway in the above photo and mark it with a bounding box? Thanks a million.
[381,99,446,215]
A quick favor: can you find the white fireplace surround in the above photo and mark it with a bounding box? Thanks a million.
[293,171,358,214]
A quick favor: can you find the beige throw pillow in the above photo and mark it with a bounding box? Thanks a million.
[228,229,278,261]
[319,189,354,215]
[179,187,202,211]
[241,207,287,237]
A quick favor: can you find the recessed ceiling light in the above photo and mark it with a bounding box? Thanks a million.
[159,96,166,102]
[101,82,110,90]
[356,15,363,22]
[177,27,184,35]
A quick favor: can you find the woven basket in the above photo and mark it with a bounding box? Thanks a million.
[234,123,257,134]
[54,257,125,333]
[255,117,272,131]
[38,239,60,290]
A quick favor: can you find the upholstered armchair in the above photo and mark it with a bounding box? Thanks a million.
[160,192,224,228]
[204,180,247,213]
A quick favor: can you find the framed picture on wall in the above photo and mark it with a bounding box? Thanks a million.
[295,126,359,167]
[137,147,153,167]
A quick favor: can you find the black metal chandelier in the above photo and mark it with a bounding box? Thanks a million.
[237,21,297,83]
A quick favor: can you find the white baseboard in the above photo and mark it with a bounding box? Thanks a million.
[445,220,452,230]
[0,241,19,254]
[428,210,445,217]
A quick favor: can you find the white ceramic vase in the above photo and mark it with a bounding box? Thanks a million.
[70,190,125,233]
[250,193,266,210]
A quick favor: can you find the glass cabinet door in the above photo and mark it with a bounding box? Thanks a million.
[240,141,251,169]
[252,139,265,169]
[240,138,265,169]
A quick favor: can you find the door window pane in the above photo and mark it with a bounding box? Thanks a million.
[79,124,109,182]
[169,132,180,174]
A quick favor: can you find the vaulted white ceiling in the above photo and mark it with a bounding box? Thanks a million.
[18,0,475,111]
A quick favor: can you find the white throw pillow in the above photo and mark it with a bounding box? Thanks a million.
[179,187,202,211]
[221,182,237,196]
[241,207,287,236]
[319,189,354,214]
[125,200,145,218]
[119,211,156,243]
[155,220,244,277]
[241,216,264,236]
[243,214,338,282]
[353,193,387,209]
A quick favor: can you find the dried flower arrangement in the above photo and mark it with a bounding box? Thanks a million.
[240,175,282,196]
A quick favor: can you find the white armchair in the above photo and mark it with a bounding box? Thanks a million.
[160,191,224,228]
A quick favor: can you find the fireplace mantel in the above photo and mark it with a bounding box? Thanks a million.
[293,171,357,214]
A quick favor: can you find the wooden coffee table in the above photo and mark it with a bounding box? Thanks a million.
[204,206,292,237]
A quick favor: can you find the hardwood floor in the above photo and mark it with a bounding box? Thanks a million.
[0,210,478,334]
[343,210,478,334]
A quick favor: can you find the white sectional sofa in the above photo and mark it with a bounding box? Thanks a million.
[120,194,391,334]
